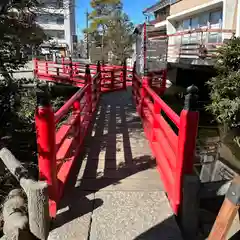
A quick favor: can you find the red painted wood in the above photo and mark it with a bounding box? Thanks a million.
[132,68,199,215]
[35,105,58,218]
[174,109,199,211]
[55,113,80,151]
[55,86,87,123]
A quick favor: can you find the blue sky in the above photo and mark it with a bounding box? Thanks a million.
[75,0,158,38]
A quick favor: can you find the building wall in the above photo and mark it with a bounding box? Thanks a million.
[223,0,238,31]
[64,0,76,53]
[36,0,76,53]
[169,0,238,32]
[170,0,214,15]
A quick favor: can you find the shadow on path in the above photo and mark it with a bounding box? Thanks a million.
[51,88,156,229]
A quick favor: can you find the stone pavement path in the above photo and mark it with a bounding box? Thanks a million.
[48,88,182,240]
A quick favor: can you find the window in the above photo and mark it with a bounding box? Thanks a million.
[37,13,64,25]
[176,21,183,32]
[39,0,64,8]
[45,30,65,40]
[37,14,49,24]
[209,10,222,25]
[182,19,190,30]
[57,30,65,39]
[56,16,64,24]
[191,17,198,29]
[57,0,63,8]
[199,13,209,27]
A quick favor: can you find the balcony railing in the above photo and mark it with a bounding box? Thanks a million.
[166,28,234,64]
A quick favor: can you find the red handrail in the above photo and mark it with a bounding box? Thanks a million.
[144,85,180,128]
[55,85,88,124]
[34,59,128,91]
[35,65,101,218]
[132,65,199,214]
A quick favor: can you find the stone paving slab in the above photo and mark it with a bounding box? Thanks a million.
[77,168,160,180]
[48,192,94,240]
[80,157,155,170]
[89,191,183,240]
[75,177,164,191]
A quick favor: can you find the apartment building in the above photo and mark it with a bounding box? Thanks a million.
[36,0,76,56]
[137,0,240,89]
[143,0,239,66]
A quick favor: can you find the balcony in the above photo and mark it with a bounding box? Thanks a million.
[167,28,234,65]
[37,23,64,31]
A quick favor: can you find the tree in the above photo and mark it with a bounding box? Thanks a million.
[0,0,46,84]
[85,0,122,62]
[206,36,240,146]
[106,9,134,64]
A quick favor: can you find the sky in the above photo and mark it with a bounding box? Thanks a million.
[75,0,158,38]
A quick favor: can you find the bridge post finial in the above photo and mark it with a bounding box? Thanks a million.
[85,64,91,84]
[184,84,199,111]
[36,87,50,107]
[97,61,101,73]
[85,64,90,74]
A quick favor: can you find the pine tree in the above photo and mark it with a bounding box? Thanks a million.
[85,0,135,63]
[106,9,134,64]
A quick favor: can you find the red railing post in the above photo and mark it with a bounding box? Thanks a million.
[74,62,78,76]
[152,101,161,141]
[73,100,81,138]
[175,85,199,213]
[160,69,167,96]
[85,65,92,113]
[35,89,58,218]
[97,61,101,97]
[69,57,73,79]
[122,59,127,89]
[45,61,48,75]
[132,62,137,103]
[61,57,65,74]
[111,70,114,90]
[140,74,149,117]
[85,64,91,84]
[33,58,38,77]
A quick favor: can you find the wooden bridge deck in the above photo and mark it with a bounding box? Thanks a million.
[48,88,182,240]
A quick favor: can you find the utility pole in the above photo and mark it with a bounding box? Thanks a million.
[85,9,89,59]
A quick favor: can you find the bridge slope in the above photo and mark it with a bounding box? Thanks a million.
[48,88,182,240]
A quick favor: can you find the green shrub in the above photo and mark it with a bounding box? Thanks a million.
[206,37,240,145]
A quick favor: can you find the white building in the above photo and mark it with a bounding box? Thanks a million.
[36,0,76,55]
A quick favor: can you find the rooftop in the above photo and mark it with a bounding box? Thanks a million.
[143,0,171,14]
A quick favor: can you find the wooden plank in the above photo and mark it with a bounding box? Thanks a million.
[208,176,240,240]
[208,198,239,240]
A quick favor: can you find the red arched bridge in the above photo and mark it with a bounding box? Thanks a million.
[32,59,199,239]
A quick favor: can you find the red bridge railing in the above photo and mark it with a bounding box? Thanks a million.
[132,63,199,214]
[35,65,101,217]
[33,58,131,91]
[34,59,182,216]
